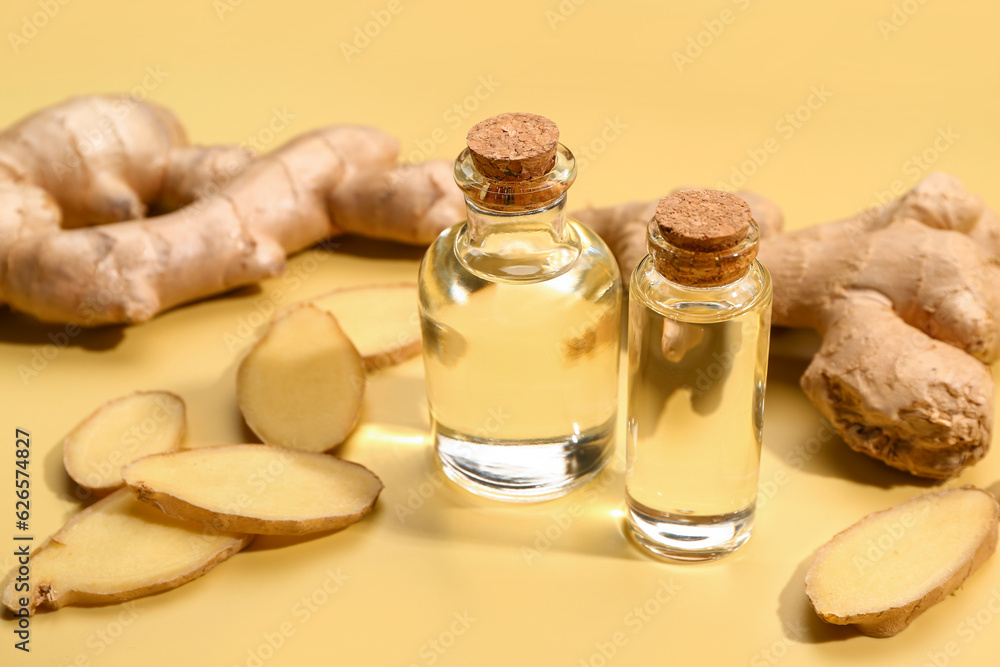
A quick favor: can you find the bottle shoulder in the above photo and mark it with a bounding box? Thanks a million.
[420,219,621,287]
[630,255,771,322]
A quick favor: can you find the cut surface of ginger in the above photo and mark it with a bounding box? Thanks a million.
[122,445,383,535]
[806,487,999,637]
[1,489,249,614]
[304,283,420,371]
[63,390,186,494]
[237,304,365,452]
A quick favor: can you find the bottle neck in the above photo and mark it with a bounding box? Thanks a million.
[465,195,569,246]
[453,143,579,278]
[456,195,580,282]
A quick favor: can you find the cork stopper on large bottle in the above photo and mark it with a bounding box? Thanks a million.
[648,190,759,287]
[466,113,559,181]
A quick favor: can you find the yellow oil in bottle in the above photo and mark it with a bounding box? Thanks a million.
[627,296,769,513]
[420,218,621,501]
[626,214,771,560]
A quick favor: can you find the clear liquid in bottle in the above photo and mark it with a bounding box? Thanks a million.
[418,113,622,501]
[625,190,772,560]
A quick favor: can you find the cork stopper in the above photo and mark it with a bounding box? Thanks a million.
[648,190,759,287]
[466,113,559,181]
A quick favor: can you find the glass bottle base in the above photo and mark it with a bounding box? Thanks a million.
[434,419,615,503]
[626,499,754,562]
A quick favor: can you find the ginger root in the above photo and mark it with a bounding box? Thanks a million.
[805,486,999,637]
[1,488,250,615]
[237,304,365,452]
[0,95,464,325]
[289,283,421,372]
[123,445,383,535]
[62,390,186,495]
[574,173,1000,478]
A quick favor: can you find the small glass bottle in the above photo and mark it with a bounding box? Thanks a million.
[626,190,772,560]
[418,113,622,502]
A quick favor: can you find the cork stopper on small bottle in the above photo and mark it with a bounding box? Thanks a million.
[648,190,759,287]
[466,113,559,181]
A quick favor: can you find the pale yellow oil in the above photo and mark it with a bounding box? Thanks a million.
[419,219,621,500]
[626,257,770,556]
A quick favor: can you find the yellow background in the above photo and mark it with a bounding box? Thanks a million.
[2,1,1000,665]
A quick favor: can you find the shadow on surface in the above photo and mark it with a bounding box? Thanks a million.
[43,432,105,510]
[798,436,941,490]
[330,235,428,261]
[247,527,350,551]
[0,309,125,349]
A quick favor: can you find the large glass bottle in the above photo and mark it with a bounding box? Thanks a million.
[626,190,772,560]
[418,113,622,502]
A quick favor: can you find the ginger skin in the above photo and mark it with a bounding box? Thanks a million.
[0,95,463,325]
[574,174,1000,479]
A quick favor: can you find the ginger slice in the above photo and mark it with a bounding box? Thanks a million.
[805,487,999,637]
[1,489,250,615]
[303,283,420,372]
[62,390,186,495]
[122,445,383,535]
[237,304,365,452]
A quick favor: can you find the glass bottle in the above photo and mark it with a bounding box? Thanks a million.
[626,190,772,560]
[418,113,622,502]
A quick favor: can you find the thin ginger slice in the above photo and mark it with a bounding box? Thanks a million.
[1,489,250,615]
[805,486,999,637]
[62,390,186,495]
[237,304,365,452]
[122,445,383,535]
[301,283,420,372]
